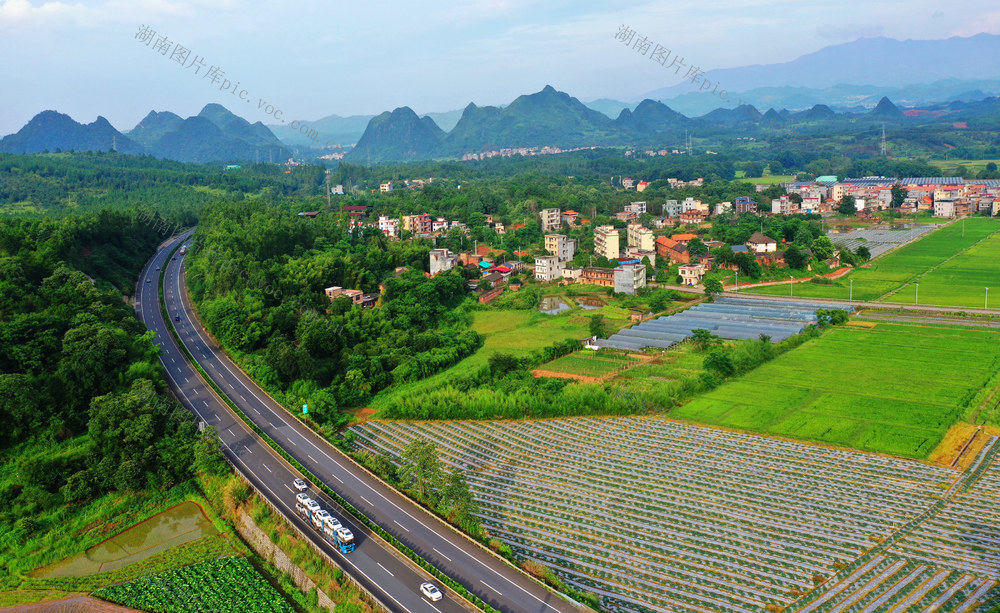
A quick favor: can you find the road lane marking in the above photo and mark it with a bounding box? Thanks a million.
[308,455,317,462]
[432,547,452,562]
[394,520,407,531]
[284,483,293,493]
[226,428,234,438]
[360,496,374,506]
[262,463,272,473]
[203,400,209,407]
[481,581,502,596]
[245,446,252,454]
[184,376,189,383]
[377,562,394,577]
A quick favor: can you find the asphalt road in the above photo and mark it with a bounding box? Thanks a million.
[135,233,473,613]
[139,232,584,613]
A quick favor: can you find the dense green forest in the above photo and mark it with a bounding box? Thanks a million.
[0,210,220,576]
[0,152,328,218]
[186,201,482,429]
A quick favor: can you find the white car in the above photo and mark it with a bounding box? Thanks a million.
[295,492,310,505]
[293,478,308,492]
[420,582,442,602]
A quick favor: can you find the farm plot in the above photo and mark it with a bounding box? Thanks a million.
[744,218,1000,301]
[673,322,1000,457]
[94,556,294,613]
[887,227,1000,308]
[541,351,638,379]
[350,416,964,613]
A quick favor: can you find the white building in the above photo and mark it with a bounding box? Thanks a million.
[613,263,647,295]
[678,263,706,286]
[534,255,565,282]
[429,249,459,275]
[378,216,399,237]
[625,201,647,215]
[379,182,393,193]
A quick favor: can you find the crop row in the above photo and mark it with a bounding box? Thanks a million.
[350,416,965,613]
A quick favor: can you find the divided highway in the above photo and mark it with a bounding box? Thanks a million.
[137,233,584,613]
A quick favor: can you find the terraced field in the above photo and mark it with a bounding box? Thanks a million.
[350,417,1000,613]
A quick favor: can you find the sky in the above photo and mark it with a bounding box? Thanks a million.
[1,0,999,135]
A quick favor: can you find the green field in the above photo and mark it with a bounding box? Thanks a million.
[94,556,293,613]
[367,306,630,412]
[743,218,1000,301]
[672,322,1000,458]
[542,351,638,378]
[889,228,1000,308]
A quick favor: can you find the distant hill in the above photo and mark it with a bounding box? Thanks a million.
[0,111,143,155]
[642,34,1000,103]
[346,107,445,163]
[0,105,290,163]
[268,113,374,148]
[869,97,905,121]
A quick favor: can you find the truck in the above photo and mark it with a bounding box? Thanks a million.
[295,494,354,554]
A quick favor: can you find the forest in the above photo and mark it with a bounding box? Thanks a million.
[185,200,482,429]
[0,209,218,568]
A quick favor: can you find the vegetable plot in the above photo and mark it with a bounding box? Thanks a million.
[94,556,294,613]
[351,417,1000,612]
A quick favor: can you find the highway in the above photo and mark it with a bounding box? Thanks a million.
[136,232,472,613]
[138,232,584,613]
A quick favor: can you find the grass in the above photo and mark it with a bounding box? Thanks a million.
[542,351,638,378]
[672,322,1000,458]
[887,228,1000,308]
[743,218,1000,301]
[367,306,630,413]
[741,174,796,185]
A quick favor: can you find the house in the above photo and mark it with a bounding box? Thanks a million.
[580,267,615,287]
[379,182,393,192]
[298,211,319,218]
[502,260,525,272]
[621,178,635,190]
[378,216,399,237]
[478,287,504,304]
[487,265,513,282]
[670,233,698,244]
[545,234,577,262]
[626,224,655,251]
[746,232,778,253]
[593,225,621,260]
[636,181,652,193]
[734,197,757,214]
[714,201,733,217]
[331,184,345,195]
[655,237,690,264]
[662,200,682,218]
[540,208,562,232]
[342,205,367,222]
[534,255,564,282]
[614,211,640,222]
[359,293,379,308]
[771,195,798,215]
[561,267,582,283]
[934,199,956,218]
[614,263,647,295]
[429,249,459,275]
[731,245,750,254]
[402,213,432,234]
[626,248,656,267]
[678,263,706,286]
[493,222,506,235]
[482,272,506,287]
[432,217,449,232]
[679,210,706,224]
[325,286,364,303]
[625,201,647,215]
[561,210,580,226]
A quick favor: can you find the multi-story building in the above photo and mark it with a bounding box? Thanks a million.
[593,225,621,261]
[624,201,647,215]
[771,195,799,215]
[429,249,459,275]
[544,234,576,262]
[379,182,393,193]
[580,267,615,287]
[540,208,562,232]
[626,224,655,251]
[714,201,733,217]
[614,263,647,295]
[934,199,956,218]
[378,216,399,237]
[325,286,363,302]
[534,255,564,282]
[678,263,706,286]
[734,197,757,214]
[663,200,682,218]
[432,217,449,232]
[402,213,432,235]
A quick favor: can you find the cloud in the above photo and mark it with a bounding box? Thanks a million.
[0,0,214,29]
[816,23,885,40]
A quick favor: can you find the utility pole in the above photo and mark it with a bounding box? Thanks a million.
[986,287,990,310]
[790,275,794,297]
[880,123,887,157]
[915,283,919,305]
[850,279,853,302]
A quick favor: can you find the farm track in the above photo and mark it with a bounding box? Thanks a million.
[351,415,1000,613]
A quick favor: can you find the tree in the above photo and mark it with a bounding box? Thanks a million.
[855,246,871,262]
[704,350,735,377]
[793,225,814,247]
[703,276,724,296]
[440,470,476,519]
[687,238,708,257]
[690,329,721,352]
[743,162,764,178]
[784,245,809,270]
[837,196,857,216]
[890,184,907,208]
[589,314,608,339]
[811,236,835,261]
[398,439,443,500]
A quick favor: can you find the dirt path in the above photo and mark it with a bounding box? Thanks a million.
[0,596,142,613]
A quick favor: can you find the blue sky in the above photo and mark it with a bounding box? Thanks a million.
[1,0,998,135]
